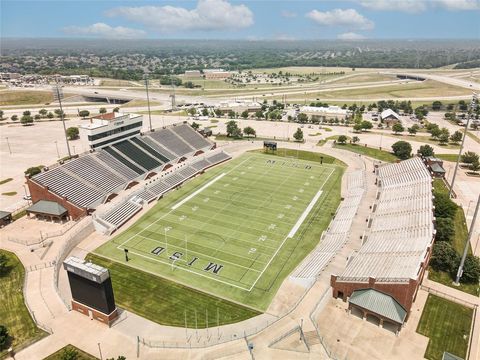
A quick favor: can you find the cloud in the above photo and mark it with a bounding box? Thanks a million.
[280,10,297,18]
[306,8,374,30]
[106,0,254,33]
[359,0,479,12]
[63,23,146,39]
[359,0,427,13]
[337,32,367,40]
[437,0,479,10]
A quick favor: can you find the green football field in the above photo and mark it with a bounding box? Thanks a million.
[94,152,343,310]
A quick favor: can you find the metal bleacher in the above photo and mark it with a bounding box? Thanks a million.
[94,150,231,234]
[110,140,161,171]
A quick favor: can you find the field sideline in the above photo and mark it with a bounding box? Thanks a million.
[93,151,344,310]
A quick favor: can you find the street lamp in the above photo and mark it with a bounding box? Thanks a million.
[54,141,60,158]
[143,72,153,132]
[52,83,72,158]
[5,137,12,155]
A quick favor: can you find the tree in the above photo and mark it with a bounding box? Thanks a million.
[188,107,196,116]
[435,217,455,242]
[54,109,64,118]
[461,151,479,164]
[391,141,412,160]
[360,120,373,131]
[418,144,435,157]
[430,242,459,275]
[450,131,462,144]
[432,101,443,111]
[201,108,209,117]
[433,192,458,219]
[47,112,54,119]
[66,127,79,140]
[293,128,304,142]
[461,255,480,283]
[20,115,34,126]
[254,110,263,119]
[60,346,78,360]
[429,126,441,140]
[407,126,417,135]
[352,136,360,144]
[243,126,256,137]
[25,166,42,177]
[439,133,450,145]
[226,120,239,137]
[214,109,223,117]
[353,123,363,133]
[470,159,480,174]
[191,122,200,130]
[23,110,31,116]
[228,110,236,119]
[113,107,120,113]
[0,325,8,350]
[337,135,347,144]
[99,107,107,114]
[34,114,41,120]
[79,110,90,119]
[39,109,48,117]
[241,110,249,119]
[11,115,18,121]
[392,123,404,134]
[0,110,3,119]
[297,113,308,123]
[0,253,8,275]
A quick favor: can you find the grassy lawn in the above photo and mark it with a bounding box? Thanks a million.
[428,269,479,296]
[120,99,163,108]
[43,345,98,360]
[417,294,473,360]
[333,143,399,162]
[0,178,13,185]
[435,154,459,162]
[0,250,47,357]
[99,78,136,87]
[380,133,460,150]
[466,131,480,144]
[0,90,72,106]
[249,147,346,166]
[330,73,396,84]
[317,135,351,146]
[1,192,17,196]
[87,254,261,328]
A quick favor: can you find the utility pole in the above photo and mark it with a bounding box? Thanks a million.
[449,93,477,198]
[52,83,72,158]
[5,137,11,155]
[144,73,153,132]
[455,194,480,285]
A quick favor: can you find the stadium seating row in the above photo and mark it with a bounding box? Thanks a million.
[290,170,366,280]
[31,123,214,209]
[95,151,231,233]
[338,157,434,283]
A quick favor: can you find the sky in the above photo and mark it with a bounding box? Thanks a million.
[1,0,480,40]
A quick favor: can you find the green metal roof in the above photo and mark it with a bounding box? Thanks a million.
[349,289,407,324]
[27,200,67,216]
[0,211,11,219]
[430,163,446,173]
[442,352,463,360]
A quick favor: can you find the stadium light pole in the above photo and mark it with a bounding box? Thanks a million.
[144,73,153,132]
[5,137,11,155]
[454,194,480,285]
[449,93,477,198]
[52,83,72,158]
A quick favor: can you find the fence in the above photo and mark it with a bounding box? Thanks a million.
[53,216,95,310]
[40,215,87,241]
[420,285,478,309]
[309,286,344,360]
[141,276,320,350]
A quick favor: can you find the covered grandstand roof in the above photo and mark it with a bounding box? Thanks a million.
[349,289,407,324]
[337,157,434,283]
[27,200,67,216]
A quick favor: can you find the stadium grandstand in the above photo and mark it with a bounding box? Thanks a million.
[26,120,218,220]
[330,157,434,332]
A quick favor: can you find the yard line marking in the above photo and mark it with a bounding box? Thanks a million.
[131,234,265,271]
[288,168,334,239]
[248,167,335,291]
[171,173,226,210]
[117,156,253,249]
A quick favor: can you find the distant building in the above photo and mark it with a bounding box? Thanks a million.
[380,109,401,126]
[300,105,350,120]
[217,100,262,114]
[184,70,201,77]
[424,156,446,178]
[204,69,231,79]
[79,112,143,150]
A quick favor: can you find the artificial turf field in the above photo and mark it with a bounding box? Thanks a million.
[94,151,343,311]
